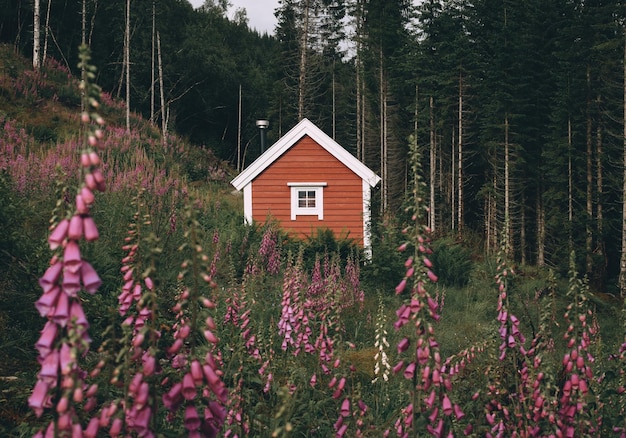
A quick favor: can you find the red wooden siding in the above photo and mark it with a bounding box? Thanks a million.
[251,135,364,244]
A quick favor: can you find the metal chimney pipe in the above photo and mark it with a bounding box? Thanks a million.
[256,119,269,154]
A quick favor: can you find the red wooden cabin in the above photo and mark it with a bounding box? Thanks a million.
[231,118,380,253]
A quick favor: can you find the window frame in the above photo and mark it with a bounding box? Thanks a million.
[288,182,327,220]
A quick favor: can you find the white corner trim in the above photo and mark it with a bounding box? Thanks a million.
[243,183,253,224]
[362,180,373,260]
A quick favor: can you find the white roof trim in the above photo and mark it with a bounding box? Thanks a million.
[231,118,381,190]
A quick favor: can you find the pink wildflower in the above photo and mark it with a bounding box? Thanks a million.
[185,405,201,431]
[80,261,101,293]
[68,215,83,240]
[82,216,99,241]
[28,381,51,418]
[35,286,61,317]
[63,240,82,274]
[35,321,58,357]
[48,219,69,250]
[39,262,62,293]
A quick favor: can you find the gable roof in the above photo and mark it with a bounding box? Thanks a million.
[231,118,381,190]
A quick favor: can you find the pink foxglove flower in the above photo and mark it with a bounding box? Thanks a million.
[48,219,69,250]
[185,405,201,431]
[80,186,95,205]
[69,301,89,328]
[63,240,82,274]
[59,342,74,375]
[76,194,88,214]
[52,292,70,327]
[182,373,197,400]
[62,269,81,297]
[39,262,63,293]
[35,286,61,317]
[80,261,101,293]
[82,216,99,241]
[68,215,83,240]
[38,350,59,383]
[28,380,51,417]
[84,417,99,438]
[340,398,351,417]
[35,321,58,357]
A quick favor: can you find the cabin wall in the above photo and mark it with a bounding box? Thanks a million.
[251,136,364,244]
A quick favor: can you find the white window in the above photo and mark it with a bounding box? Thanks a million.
[288,182,327,220]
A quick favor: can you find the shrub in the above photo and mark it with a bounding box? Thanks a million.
[429,237,473,287]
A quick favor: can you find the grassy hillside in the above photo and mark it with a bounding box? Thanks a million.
[1,45,625,437]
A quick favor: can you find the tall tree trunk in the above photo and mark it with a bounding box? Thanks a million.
[596,115,605,283]
[298,0,309,121]
[237,84,242,171]
[150,0,155,124]
[586,67,593,275]
[451,128,456,231]
[429,96,436,232]
[332,60,336,139]
[620,26,626,297]
[521,195,526,265]
[568,117,573,254]
[125,0,131,131]
[157,31,167,147]
[537,188,545,266]
[379,48,388,212]
[81,0,86,44]
[33,0,40,69]
[504,114,511,257]
[43,0,51,62]
[457,71,464,234]
[355,28,362,160]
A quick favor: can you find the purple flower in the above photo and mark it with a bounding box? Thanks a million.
[82,216,99,241]
[62,269,81,297]
[35,286,61,317]
[48,219,69,250]
[63,240,82,274]
[35,321,58,357]
[84,417,99,438]
[403,362,416,379]
[340,398,351,417]
[395,279,407,294]
[427,270,438,283]
[68,215,83,241]
[37,349,59,384]
[80,186,95,205]
[28,379,50,417]
[39,262,62,293]
[397,337,410,353]
[162,383,183,411]
[80,261,101,293]
[185,405,201,431]
[182,372,197,400]
[52,292,70,327]
[59,342,74,375]
[442,394,453,416]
